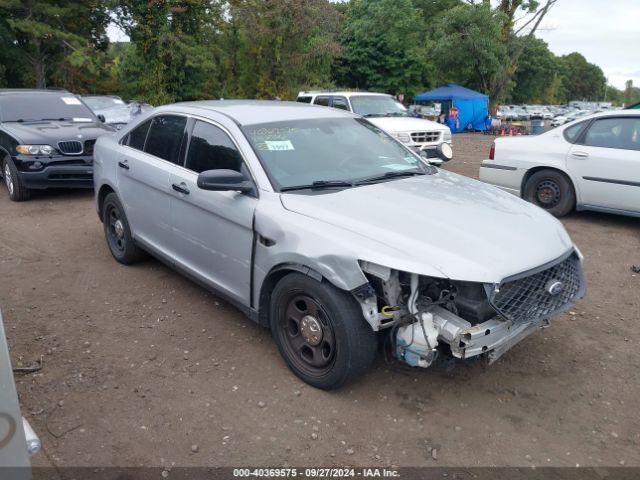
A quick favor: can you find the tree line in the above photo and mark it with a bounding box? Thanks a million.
[1,0,638,109]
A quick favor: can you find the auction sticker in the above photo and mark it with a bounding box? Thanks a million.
[61,97,82,105]
[265,140,294,151]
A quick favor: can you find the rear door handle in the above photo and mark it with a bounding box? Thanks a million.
[571,151,589,158]
[172,183,190,195]
[118,160,130,170]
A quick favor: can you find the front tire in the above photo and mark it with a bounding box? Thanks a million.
[269,273,377,390]
[102,193,147,264]
[524,169,575,217]
[2,156,30,201]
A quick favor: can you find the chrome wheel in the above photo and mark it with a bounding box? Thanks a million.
[4,163,13,196]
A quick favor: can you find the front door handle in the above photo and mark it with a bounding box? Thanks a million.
[172,183,190,195]
[118,160,130,170]
[571,151,589,158]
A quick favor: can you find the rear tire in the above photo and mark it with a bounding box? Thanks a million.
[2,156,30,202]
[523,169,575,217]
[269,273,377,390]
[102,193,147,264]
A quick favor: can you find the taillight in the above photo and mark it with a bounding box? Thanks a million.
[489,143,495,160]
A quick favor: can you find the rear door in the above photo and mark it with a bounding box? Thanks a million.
[117,114,188,255]
[567,116,640,212]
[169,118,257,304]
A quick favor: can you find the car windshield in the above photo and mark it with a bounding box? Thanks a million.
[0,94,95,122]
[349,95,408,117]
[243,117,432,191]
[83,96,126,111]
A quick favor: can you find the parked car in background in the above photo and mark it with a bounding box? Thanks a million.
[297,91,451,162]
[480,110,640,217]
[0,89,114,201]
[551,115,569,127]
[94,100,585,389]
[82,95,152,130]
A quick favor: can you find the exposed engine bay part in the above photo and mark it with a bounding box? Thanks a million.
[356,258,583,369]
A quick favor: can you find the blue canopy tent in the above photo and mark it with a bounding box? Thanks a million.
[415,84,489,133]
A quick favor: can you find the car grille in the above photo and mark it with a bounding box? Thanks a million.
[489,253,584,324]
[57,141,83,155]
[84,139,96,155]
[410,131,441,143]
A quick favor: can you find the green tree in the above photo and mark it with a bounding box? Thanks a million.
[509,37,557,103]
[222,0,342,99]
[113,0,224,104]
[0,0,109,89]
[557,52,606,101]
[335,0,433,97]
[430,3,509,100]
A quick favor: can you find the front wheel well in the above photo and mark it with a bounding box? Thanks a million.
[521,166,576,198]
[97,184,115,221]
[257,264,324,327]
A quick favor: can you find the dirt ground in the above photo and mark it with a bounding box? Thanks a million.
[1,133,639,469]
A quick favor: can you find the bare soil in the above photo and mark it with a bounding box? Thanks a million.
[1,133,639,468]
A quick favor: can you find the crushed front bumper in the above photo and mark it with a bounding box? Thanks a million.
[430,305,548,363]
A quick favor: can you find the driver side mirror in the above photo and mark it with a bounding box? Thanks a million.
[197,169,254,194]
[97,114,106,123]
[420,142,453,166]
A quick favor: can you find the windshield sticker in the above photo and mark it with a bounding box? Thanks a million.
[61,97,82,105]
[264,140,294,151]
[382,164,418,171]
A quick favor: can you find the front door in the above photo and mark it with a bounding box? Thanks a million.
[169,119,257,304]
[567,115,640,212]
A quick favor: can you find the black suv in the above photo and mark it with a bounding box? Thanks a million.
[0,89,114,201]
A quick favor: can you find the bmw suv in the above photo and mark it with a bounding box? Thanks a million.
[0,89,113,201]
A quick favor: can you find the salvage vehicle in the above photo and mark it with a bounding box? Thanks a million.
[0,89,114,201]
[296,91,452,163]
[82,95,153,130]
[480,110,640,218]
[94,101,586,389]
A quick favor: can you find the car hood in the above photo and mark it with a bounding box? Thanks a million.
[1,120,113,145]
[366,116,448,133]
[94,106,133,124]
[279,170,574,283]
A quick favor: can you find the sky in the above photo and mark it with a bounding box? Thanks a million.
[534,0,640,90]
[106,0,640,90]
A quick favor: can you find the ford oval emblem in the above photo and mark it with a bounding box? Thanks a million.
[546,280,564,296]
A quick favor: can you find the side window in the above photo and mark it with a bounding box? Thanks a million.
[297,96,312,104]
[185,121,243,173]
[331,97,349,111]
[583,117,640,151]
[563,121,587,143]
[127,119,152,150]
[314,96,330,107]
[144,115,188,164]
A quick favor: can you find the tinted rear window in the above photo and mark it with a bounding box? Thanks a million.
[127,119,151,150]
[0,93,95,122]
[144,115,187,164]
[297,96,312,104]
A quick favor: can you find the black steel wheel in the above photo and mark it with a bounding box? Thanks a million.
[102,193,147,264]
[270,273,377,390]
[524,169,575,217]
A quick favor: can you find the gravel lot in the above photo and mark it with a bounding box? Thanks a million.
[2,133,639,469]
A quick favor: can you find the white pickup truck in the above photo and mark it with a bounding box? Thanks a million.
[297,91,452,162]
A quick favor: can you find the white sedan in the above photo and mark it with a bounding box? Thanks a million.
[479,110,640,217]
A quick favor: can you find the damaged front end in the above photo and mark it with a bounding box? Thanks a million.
[355,250,586,368]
